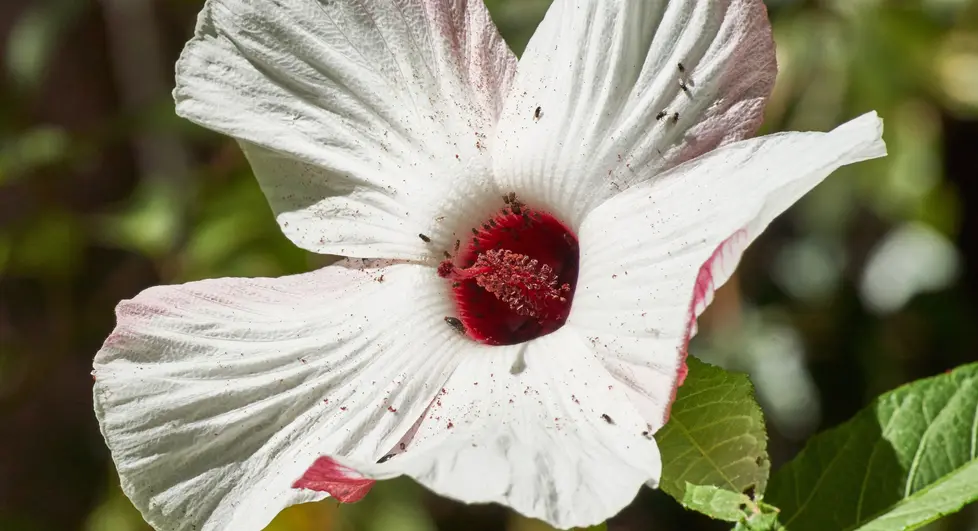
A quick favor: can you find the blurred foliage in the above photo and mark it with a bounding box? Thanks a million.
[1,0,977,530]
[767,362,978,531]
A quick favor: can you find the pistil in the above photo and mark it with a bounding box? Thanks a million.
[438,195,579,345]
[438,249,571,320]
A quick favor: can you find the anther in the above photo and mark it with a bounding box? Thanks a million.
[439,203,578,345]
[439,249,570,320]
[438,261,456,278]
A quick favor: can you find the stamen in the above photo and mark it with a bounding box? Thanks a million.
[440,195,579,345]
[439,249,570,320]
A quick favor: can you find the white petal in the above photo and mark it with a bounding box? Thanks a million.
[341,327,661,530]
[571,112,886,430]
[94,261,466,531]
[492,0,776,225]
[175,0,517,258]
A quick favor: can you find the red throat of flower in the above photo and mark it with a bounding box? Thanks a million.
[438,194,579,345]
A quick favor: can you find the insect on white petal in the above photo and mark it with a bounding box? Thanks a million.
[444,316,465,335]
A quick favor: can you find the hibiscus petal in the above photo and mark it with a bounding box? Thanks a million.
[335,327,661,529]
[175,0,517,258]
[492,0,776,225]
[94,261,465,531]
[569,112,886,430]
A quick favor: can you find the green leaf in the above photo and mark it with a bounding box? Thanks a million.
[767,362,978,531]
[655,357,771,519]
[733,509,783,531]
[682,484,784,530]
[681,484,755,522]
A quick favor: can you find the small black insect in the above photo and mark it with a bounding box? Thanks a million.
[601,413,615,425]
[443,251,452,259]
[418,233,431,243]
[534,106,543,120]
[656,111,667,121]
[677,62,686,73]
[679,79,691,95]
[377,453,396,464]
[445,316,465,334]
[454,239,460,251]
[670,111,680,123]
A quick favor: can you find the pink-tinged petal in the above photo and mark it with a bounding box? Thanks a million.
[94,261,468,531]
[175,0,517,259]
[342,328,661,529]
[570,112,886,431]
[293,457,375,503]
[662,228,748,420]
[492,0,776,225]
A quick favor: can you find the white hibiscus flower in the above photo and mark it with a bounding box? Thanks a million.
[93,0,886,530]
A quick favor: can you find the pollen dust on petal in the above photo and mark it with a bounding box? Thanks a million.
[292,456,375,503]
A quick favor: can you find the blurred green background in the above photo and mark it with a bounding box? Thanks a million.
[1,0,977,530]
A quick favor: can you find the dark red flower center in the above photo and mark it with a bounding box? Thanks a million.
[438,194,579,345]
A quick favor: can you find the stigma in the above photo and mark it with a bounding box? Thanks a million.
[439,194,579,345]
